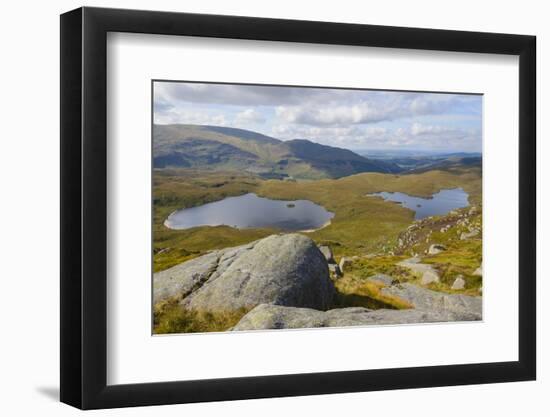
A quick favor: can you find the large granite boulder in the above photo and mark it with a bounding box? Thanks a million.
[154,234,335,311]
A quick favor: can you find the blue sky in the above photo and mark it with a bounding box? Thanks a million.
[154,81,482,152]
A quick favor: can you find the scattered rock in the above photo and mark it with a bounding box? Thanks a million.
[428,244,446,255]
[460,230,480,240]
[473,263,483,276]
[318,245,335,264]
[451,275,466,290]
[154,234,335,311]
[328,263,342,278]
[400,256,422,265]
[397,257,440,285]
[421,270,440,285]
[339,257,351,273]
[366,274,394,286]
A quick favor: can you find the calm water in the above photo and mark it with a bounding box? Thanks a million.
[368,188,469,219]
[164,193,334,231]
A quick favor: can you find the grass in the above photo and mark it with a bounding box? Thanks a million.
[334,276,413,310]
[154,299,251,334]
[331,255,415,310]
[342,255,414,281]
[421,239,483,295]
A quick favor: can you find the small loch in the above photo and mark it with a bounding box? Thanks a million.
[368,188,469,219]
[164,193,334,231]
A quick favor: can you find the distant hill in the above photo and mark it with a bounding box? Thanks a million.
[153,124,401,179]
[357,149,482,173]
[406,156,482,174]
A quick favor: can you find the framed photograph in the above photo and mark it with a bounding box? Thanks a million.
[60,7,536,409]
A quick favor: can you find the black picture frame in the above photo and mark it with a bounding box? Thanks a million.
[60,6,536,410]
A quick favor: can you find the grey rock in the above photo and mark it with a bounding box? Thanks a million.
[154,234,335,311]
[451,275,466,290]
[397,257,440,285]
[428,244,446,255]
[366,274,394,286]
[232,303,481,331]
[460,230,480,240]
[153,248,231,305]
[318,245,335,264]
[400,256,422,265]
[473,263,483,276]
[381,283,481,318]
[328,263,342,278]
[339,257,351,273]
[421,270,440,285]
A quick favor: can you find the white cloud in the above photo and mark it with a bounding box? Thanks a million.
[411,122,457,136]
[270,122,480,151]
[154,108,227,126]
[276,102,394,126]
[154,81,328,106]
[273,94,477,127]
[235,108,265,124]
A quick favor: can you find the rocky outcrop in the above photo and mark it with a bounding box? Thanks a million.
[154,234,335,311]
[428,244,446,255]
[380,283,481,317]
[231,275,482,331]
[232,302,480,331]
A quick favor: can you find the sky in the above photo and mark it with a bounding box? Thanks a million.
[153,81,482,153]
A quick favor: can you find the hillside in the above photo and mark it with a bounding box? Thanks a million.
[153,124,400,179]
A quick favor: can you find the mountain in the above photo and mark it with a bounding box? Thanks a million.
[153,124,401,179]
[285,139,401,178]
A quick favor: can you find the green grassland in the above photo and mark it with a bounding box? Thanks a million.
[153,165,481,271]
